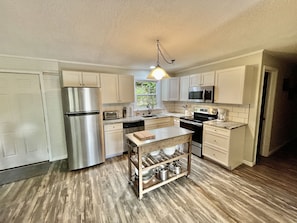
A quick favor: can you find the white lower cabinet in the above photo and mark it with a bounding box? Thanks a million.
[202,125,245,170]
[173,117,180,127]
[104,123,124,158]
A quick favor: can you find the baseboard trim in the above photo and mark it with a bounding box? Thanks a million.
[50,154,67,162]
[242,160,255,167]
[268,136,297,156]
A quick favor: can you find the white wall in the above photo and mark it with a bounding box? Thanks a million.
[262,53,297,155]
[0,55,58,72]
[43,73,67,161]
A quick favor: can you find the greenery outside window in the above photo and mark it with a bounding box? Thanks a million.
[135,80,160,109]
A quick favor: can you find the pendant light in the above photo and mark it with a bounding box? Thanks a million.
[147,40,175,80]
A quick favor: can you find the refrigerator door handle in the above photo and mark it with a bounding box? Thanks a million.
[65,111,100,116]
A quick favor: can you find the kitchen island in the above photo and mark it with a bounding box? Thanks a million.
[126,126,194,199]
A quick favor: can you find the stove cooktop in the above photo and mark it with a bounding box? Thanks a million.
[180,116,215,123]
[180,108,217,123]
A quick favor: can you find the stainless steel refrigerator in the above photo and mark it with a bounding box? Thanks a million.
[62,87,104,170]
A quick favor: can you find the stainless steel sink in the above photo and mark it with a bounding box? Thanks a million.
[142,114,157,118]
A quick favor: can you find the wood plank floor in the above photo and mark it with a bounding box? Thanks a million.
[0,144,296,223]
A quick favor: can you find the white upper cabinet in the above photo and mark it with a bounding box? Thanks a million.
[162,77,180,101]
[201,71,215,86]
[100,73,118,104]
[189,74,202,87]
[179,76,190,101]
[101,73,134,104]
[61,70,100,87]
[82,72,101,87]
[189,71,215,87]
[214,66,254,104]
[118,75,135,103]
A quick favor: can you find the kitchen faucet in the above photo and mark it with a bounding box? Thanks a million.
[147,103,152,115]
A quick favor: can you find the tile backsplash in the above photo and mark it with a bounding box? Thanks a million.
[164,101,250,124]
[102,103,132,118]
[102,103,166,118]
[103,101,250,124]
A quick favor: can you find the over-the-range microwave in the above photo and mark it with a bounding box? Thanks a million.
[188,86,214,103]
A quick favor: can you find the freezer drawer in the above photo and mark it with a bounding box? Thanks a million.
[64,113,104,170]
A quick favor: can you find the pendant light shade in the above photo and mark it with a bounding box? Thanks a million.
[147,65,171,80]
[147,40,175,80]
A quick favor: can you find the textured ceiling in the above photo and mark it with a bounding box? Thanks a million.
[1,0,297,72]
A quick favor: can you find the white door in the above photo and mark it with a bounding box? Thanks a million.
[0,73,48,170]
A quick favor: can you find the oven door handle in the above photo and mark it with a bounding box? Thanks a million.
[180,119,203,127]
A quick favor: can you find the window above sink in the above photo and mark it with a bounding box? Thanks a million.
[135,80,161,110]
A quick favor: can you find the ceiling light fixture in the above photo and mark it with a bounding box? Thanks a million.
[147,40,175,80]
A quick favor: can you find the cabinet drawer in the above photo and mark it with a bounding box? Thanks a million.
[204,125,229,136]
[104,123,123,131]
[204,133,229,150]
[203,146,228,165]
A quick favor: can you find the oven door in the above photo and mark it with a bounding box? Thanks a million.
[180,120,203,157]
[180,120,202,145]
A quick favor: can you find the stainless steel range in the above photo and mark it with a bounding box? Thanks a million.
[180,108,217,157]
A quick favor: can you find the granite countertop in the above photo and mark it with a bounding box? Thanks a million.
[125,126,194,147]
[103,113,184,124]
[204,120,247,130]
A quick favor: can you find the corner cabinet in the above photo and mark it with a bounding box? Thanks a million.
[202,125,245,170]
[161,77,180,101]
[100,73,134,104]
[61,70,100,87]
[214,66,254,104]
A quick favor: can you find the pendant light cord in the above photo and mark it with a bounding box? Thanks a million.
[157,40,175,65]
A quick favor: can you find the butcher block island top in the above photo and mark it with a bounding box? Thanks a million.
[126,126,194,199]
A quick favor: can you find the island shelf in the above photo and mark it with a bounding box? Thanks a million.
[125,126,194,199]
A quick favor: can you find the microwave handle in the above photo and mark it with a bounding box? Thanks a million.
[202,89,206,102]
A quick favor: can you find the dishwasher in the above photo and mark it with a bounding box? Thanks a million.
[123,120,144,152]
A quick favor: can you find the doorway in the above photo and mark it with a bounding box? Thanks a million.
[256,66,278,159]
